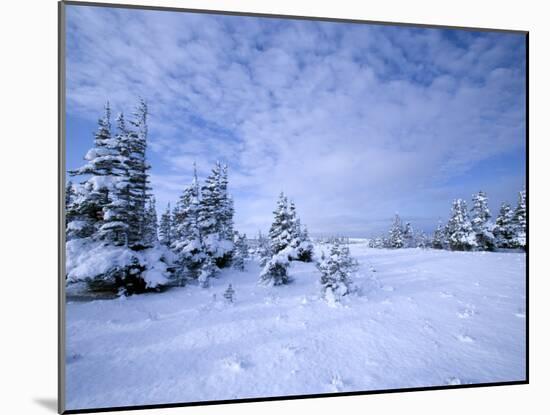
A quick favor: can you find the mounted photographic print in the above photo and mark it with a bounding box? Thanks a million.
[59,1,528,413]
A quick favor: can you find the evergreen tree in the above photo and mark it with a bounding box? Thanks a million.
[512,190,527,250]
[317,239,357,302]
[143,196,158,247]
[95,112,132,246]
[470,191,495,251]
[259,250,291,286]
[67,103,117,241]
[126,99,152,249]
[198,162,234,267]
[256,230,272,267]
[232,232,249,271]
[172,166,204,280]
[403,222,415,248]
[432,222,446,249]
[446,199,477,251]
[268,192,293,255]
[198,255,218,288]
[296,225,314,262]
[388,214,404,248]
[159,203,173,247]
[494,202,516,248]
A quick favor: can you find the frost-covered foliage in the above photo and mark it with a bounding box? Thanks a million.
[470,191,495,251]
[403,222,415,248]
[232,232,249,271]
[142,197,159,248]
[267,192,313,263]
[66,100,168,295]
[198,162,235,268]
[512,190,526,250]
[388,214,404,248]
[66,238,171,295]
[446,199,477,251]
[158,203,173,248]
[432,222,447,250]
[317,239,357,302]
[255,230,272,267]
[259,247,293,286]
[493,203,516,248]
[168,161,238,287]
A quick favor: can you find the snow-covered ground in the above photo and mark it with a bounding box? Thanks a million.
[65,242,526,410]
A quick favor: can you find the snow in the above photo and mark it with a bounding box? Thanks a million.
[66,239,171,287]
[65,242,526,410]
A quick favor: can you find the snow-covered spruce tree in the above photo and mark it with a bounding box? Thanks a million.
[403,222,415,248]
[259,248,292,286]
[67,103,116,241]
[198,162,234,268]
[125,99,152,249]
[446,199,477,251]
[431,222,447,250]
[232,232,249,271]
[255,230,272,267]
[470,191,495,251]
[512,190,527,250]
[268,192,293,255]
[158,203,173,248]
[142,196,159,248]
[172,165,205,282]
[415,230,428,248]
[493,202,516,248]
[65,181,77,227]
[388,214,404,248]
[198,255,218,288]
[317,239,357,303]
[296,225,314,262]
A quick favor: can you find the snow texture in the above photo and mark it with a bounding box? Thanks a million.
[65,241,526,410]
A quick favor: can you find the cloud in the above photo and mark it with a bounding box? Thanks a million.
[65,5,526,236]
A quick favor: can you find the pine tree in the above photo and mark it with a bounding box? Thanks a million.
[159,203,173,247]
[512,190,527,250]
[233,232,249,271]
[494,202,516,248]
[268,192,293,255]
[317,239,357,302]
[256,230,272,267]
[126,99,152,249]
[446,199,477,251]
[172,166,204,280]
[470,191,495,251]
[142,196,158,247]
[403,222,415,248]
[67,103,117,241]
[432,222,446,249]
[388,214,404,248]
[296,225,314,262]
[198,255,218,288]
[198,162,234,267]
[95,112,132,246]
[259,250,291,286]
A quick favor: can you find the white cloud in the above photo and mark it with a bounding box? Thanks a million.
[65,5,526,236]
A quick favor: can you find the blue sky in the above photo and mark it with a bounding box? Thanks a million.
[65,4,526,237]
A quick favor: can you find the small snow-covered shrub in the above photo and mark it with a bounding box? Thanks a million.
[223,284,235,303]
[317,240,358,302]
[259,248,292,286]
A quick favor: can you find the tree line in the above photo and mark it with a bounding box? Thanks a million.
[369,190,526,251]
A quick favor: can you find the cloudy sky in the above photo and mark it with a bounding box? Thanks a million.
[65,4,526,237]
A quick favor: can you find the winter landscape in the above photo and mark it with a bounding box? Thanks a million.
[63,4,526,412]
